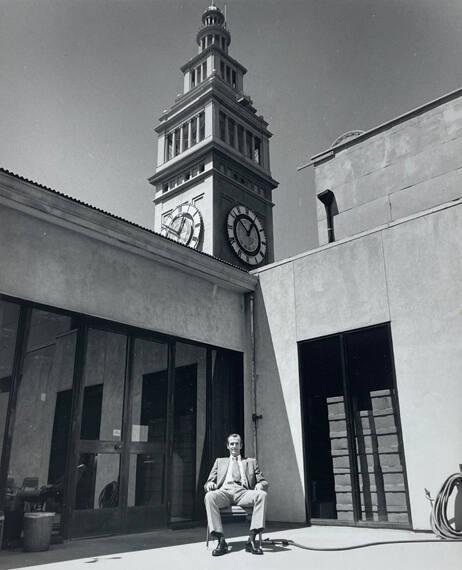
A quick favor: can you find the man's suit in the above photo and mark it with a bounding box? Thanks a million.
[204,457,268,535]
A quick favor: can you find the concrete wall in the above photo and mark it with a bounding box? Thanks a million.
[315,94,462,245]
[254,199,462,530]
[0,203,248,352]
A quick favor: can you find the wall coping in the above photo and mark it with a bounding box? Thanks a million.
[298,86,462,171]
[253,196,462,275]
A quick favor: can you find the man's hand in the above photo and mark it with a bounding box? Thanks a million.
[255,483,264,491]
[206,482,217,492]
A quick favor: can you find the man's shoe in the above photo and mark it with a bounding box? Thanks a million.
[245,538,263,555]
[212,537,228,556]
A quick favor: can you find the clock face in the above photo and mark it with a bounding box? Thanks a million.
[161,202,202,249]
[227,205,267,266]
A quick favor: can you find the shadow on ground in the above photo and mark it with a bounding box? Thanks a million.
[0,521,305,569]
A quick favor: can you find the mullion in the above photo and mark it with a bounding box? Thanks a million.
[340,333,361,523]
[119,335,133,528]
[0,304,30,512]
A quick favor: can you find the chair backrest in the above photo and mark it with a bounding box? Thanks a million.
[22,477,39,490]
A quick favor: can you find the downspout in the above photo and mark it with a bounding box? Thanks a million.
[249,292,262,457]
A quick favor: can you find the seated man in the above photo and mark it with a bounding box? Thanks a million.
[204,433,268,556]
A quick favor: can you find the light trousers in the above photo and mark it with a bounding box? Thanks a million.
[204,482,268,535]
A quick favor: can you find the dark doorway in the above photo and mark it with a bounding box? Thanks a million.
[299,324,410,527]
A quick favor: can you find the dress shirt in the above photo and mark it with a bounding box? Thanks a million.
[224,455,248,488]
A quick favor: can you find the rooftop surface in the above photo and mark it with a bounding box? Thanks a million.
[1,523,460,570]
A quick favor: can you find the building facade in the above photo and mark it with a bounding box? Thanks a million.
[0,169,256,540]
[254,87,462,531]
[0,2,461,547]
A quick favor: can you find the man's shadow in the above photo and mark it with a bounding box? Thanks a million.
[228,539,291,553]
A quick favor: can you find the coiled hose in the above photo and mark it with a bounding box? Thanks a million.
[425,472,462,539]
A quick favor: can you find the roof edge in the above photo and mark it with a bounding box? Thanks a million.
[298,85,462,171]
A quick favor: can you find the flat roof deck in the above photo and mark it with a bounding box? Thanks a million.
[1,523,460,570]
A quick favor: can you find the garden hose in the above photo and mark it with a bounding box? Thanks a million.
[425,472,462,539]
[264,472,462,551]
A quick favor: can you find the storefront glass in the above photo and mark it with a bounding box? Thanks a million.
[1,298,245,540]
[6,308,75,538]
[0,300,20,467]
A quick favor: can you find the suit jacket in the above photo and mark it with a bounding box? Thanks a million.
[204,457,269,492]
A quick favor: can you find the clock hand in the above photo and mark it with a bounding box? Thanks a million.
[161,223,180,237]
[178,217,186,236]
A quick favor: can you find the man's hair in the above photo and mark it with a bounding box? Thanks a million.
[226,433,242,444]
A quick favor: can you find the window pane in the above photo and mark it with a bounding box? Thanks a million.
[210,348,243,460]
[299,336,347,520]
[0,300,20,469]
[75,453,120,510]
[182,123,189,151]
[254,137,262,164]
[246,131,253,160]
[166,133,173,160]
[7,309,75,534]
[345,326,410,525]
[237,125,244,153]
[130,338,168,443]
[198,112,205,141]
[174,128,181,156]
[191,117,197,145]
[170,342,207,523]
[219,111,226,141]
[228,118,235,147]
[128,453,163,507]
[81,329,127,441]
[128,338,168,508]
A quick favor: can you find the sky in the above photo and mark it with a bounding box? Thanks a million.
[1,0,462,260]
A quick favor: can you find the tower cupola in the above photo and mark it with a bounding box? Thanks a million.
[196,3,231,54]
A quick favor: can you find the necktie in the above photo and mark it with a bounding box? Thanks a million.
[231,458,241,483]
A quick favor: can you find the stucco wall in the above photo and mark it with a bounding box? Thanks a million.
[315,94,462,245]
[255,200,462,530]
[0,203,247,352]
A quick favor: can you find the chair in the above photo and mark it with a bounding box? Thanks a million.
[21,477,39,491]
[206,505,263,548]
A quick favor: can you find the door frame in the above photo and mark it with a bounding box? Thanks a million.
[66,325,175,538]
[298,322,413,529]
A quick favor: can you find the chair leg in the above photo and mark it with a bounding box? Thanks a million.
[259,530,263,548]
[206,526,209,548]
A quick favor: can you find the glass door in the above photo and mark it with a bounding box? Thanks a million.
[70,327,128,538]
[125,336,170,532]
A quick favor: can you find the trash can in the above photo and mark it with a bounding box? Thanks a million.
[23,512,55,552]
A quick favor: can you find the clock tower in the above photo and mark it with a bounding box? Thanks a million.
[149,3,278,269]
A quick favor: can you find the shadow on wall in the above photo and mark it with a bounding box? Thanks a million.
[253,289,306,524]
